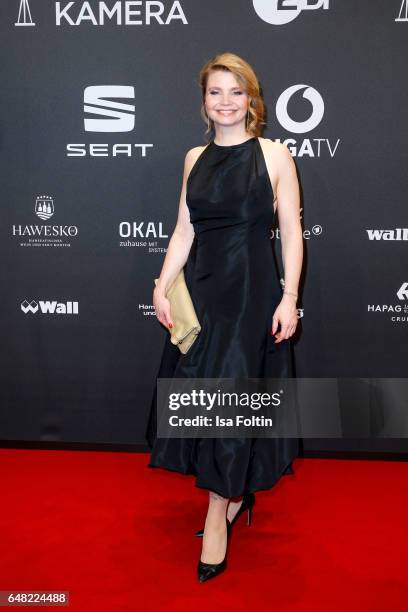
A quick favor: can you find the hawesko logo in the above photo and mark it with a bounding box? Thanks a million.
[21,300,79,314]
[35,195,54,220]
[366,228,408,241]
[276,85,324,133]
[12,197,78,248]
[253,0,329,26]
[84,85,135,132]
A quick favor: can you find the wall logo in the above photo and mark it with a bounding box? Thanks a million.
[396,0,408,21]
[367,283,408,323]
[273,84,339,158]
[35,195,54,220]
[119,220,168,251]
[84,85,135,132]
[55,1,187,26]
[21,300,79,314]
[253,0,329,26]
[366,228,408,241]
[67,86,152,158]
[12,196,79,248]
[15,0,35,26]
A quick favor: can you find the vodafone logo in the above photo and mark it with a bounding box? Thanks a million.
[276,85,324,133]
[253,0,329,26]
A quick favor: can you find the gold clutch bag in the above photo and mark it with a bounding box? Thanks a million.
[154,269,201,354]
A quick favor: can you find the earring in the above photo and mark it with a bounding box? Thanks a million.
[246,109,250,130]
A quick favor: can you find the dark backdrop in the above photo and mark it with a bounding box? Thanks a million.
[1,0,407,455]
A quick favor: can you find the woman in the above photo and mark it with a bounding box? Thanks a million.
[145,52,303,582]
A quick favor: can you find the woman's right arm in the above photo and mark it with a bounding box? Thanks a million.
[153,146,203,330]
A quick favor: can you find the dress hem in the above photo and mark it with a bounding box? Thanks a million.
[146,458,295,498]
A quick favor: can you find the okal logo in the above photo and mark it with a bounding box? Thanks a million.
[119,220,168,251]
[253,0,329,26]
[21,300,79,314]
[35,195,54,220]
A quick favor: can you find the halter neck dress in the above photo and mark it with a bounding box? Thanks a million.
[145,136,298,498]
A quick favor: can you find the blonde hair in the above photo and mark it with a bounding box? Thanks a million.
[198,52,266,140]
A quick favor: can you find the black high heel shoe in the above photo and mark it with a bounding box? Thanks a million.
[197,518,231,583]
[195,492,255,537]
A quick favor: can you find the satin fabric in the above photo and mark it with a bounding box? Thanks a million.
[145,137,299,497]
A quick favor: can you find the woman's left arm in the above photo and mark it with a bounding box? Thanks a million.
[272,144,303,343]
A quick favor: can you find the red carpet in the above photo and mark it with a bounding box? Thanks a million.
[1,449,407,611]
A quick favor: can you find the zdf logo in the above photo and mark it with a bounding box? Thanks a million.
[253,0,329,26]
[84,86,135,132]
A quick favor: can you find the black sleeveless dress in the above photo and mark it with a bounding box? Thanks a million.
[145,136,299,498]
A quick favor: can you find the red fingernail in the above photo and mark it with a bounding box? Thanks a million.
[169,323,173,328]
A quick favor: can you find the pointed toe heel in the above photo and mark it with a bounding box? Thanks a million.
[197,519,231,583]
[197,557,227,582]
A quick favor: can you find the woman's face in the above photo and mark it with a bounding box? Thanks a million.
[205,70,250,130]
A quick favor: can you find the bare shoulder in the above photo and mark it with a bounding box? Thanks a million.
[258,137,292,164]
[186,145,208,157]
[184,144,209,178]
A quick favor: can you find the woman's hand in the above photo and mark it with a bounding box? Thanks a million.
[153,287,174,330]
[271,294,298,343]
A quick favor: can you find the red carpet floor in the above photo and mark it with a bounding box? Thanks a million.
[1,449,407,611]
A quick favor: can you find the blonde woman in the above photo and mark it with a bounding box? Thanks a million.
[146,52,303,582]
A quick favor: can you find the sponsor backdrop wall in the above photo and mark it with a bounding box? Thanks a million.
[1,0,407,455]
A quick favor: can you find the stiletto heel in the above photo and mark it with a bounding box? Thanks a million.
[195,492,255,537]
[247,505,252,526]
[197,518,231,583]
